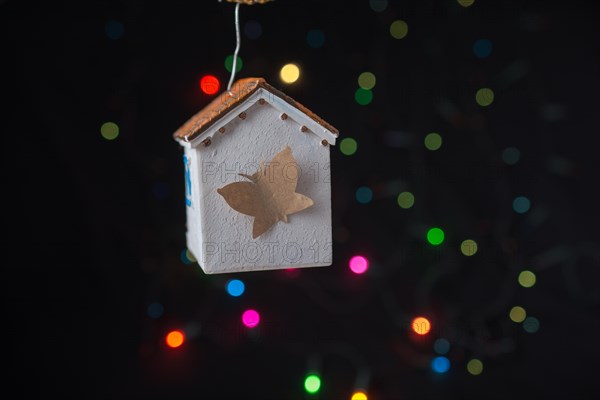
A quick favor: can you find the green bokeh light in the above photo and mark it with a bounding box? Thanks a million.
[304,374,321,394]
[424,132,442,150]
[475,88,494,106]
[397,192,415,209]
[358,72,376,90]
[427,227,445,245]
[101,122,119,140]
[355,88,373,105]
[390,20,408,39]
[224,54,243,73]
[340,137,358,156]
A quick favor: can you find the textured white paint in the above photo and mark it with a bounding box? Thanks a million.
[183,146,202,261]
[183,99,334,274]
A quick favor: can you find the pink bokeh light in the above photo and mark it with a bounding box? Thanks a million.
[349,255,369,274]
[241,309,260,328]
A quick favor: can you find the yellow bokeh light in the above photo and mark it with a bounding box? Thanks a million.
[509,306,526,323]
[457,0,475,7]
[390,20,408,39]
[101,122,119,140]
[351,391,368,400]
[460,239,478,256]
[518,270,536,288]
[358,72,376,90]
[467,359,483,375]
[411,316,431,335]
[280,63,300,84]
[475,88,494,106]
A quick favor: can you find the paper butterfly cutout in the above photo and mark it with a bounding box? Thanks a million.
[217,146,314,239]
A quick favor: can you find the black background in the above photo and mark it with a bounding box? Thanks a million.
[3,0,600,399]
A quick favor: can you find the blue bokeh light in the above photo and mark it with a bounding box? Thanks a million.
[356,186,373,204]
[473,39,492,58]
[306,29,325,48]
[226,279,245,297]
[105,20,124,40]
[147,302,164,319]
[433,338,450,355]
[431,356,451,373]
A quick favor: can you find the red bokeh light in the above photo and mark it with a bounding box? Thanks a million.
[200,75,220,95]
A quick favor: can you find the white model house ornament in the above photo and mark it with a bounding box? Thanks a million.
[173,77,339,274]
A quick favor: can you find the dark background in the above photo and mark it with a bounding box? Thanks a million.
[3,0,600,399]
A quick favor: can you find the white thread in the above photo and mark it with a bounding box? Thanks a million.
[227,2,241,94]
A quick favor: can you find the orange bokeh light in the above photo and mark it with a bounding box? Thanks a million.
[411,317,431,335]
[200,75,220,95]
[165,330,185,348]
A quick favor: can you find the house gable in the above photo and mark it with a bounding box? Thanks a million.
[173,78,338,148]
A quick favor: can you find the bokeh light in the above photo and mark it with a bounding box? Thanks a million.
[349,255,369,274]
[475,88,494,106]
[351,391,368,400]
[358,72,376,90]
[244,20,262,39]
[502,147,521,165]
[412,316,431,335]
[467,359,484,375]
[431,356,450,373]
[147,302,164,319]
[340,137,358,156]
[306,29,325,48]
[509,306,526,323]
[433,338,450,354]
[100,122,119,140]
[355,186,373,204]
[226,279,245,297]
[473,39,492,58]
[199,75,220,95]
[424,132,442,150]
[165,330,185,348]
[457,0,475,7]
[105,20,124,40]
[369,0,388,12]
[355,88,373,105]
[180,248,194,264]
[518,270,536,288]
[513,196,531,214]
[224,54,243,73]
[523,317,540,333]
[304,374,321,394]
[427,227,445,245]
[390,20,408,39]
[397,191,415,209]
[280,63,300,84]
[460,239,478,256]
[242,309,260,328]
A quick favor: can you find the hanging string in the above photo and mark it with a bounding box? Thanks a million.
[227,2,241,94]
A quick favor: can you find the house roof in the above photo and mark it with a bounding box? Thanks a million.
[173,77,339,143]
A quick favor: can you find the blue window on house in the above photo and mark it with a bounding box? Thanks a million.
[183,154,192,207]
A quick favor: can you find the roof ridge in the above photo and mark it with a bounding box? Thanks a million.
[173,77,338,143]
